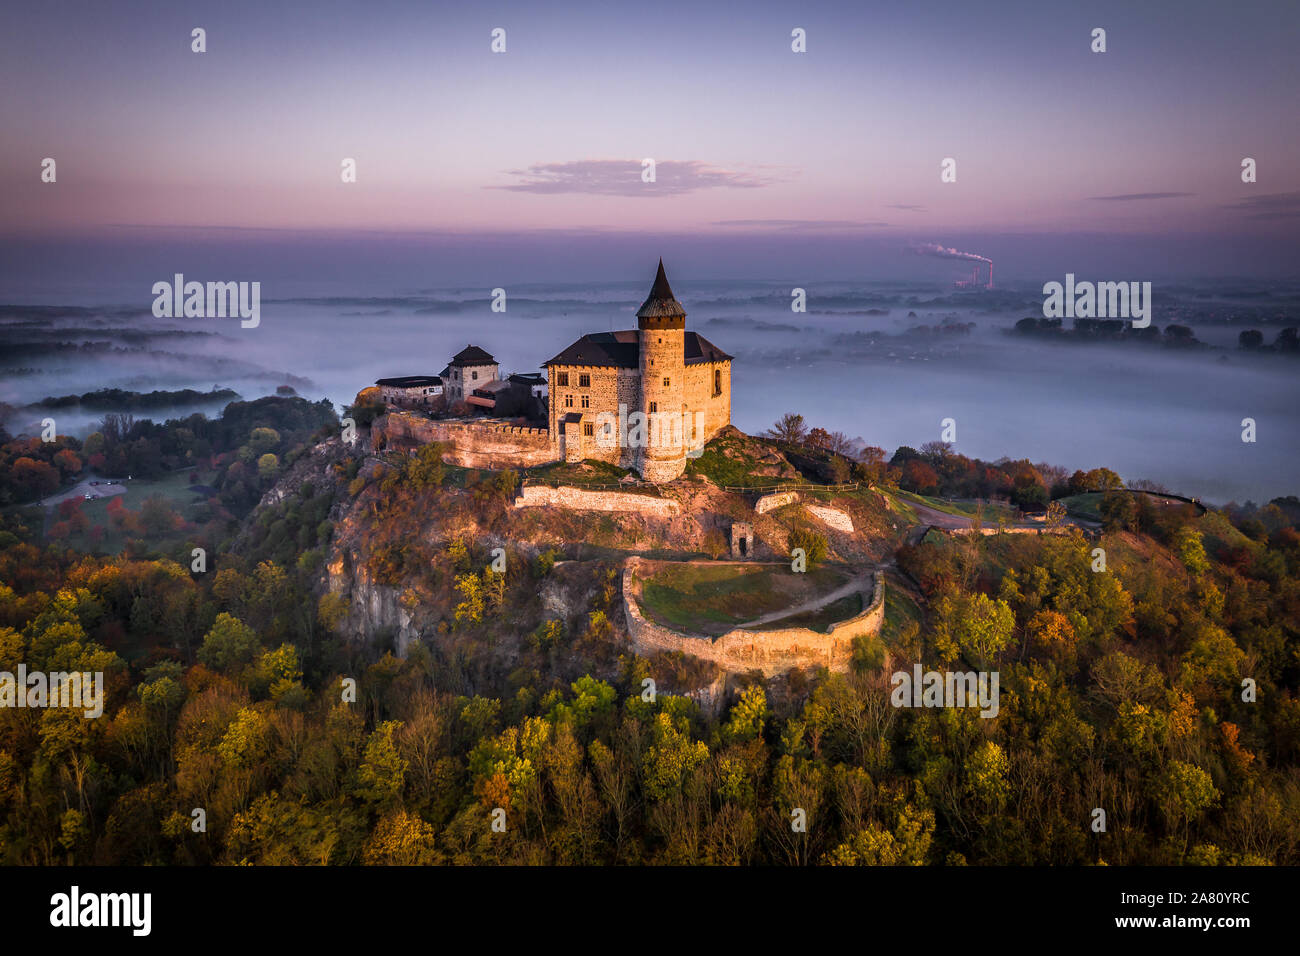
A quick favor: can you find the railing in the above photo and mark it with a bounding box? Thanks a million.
[521,478,655,490]
[519,477,866,494]
[720,481,864,493]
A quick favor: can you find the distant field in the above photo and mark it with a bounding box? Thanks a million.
[637,561,851,636]
[57,469,213,554]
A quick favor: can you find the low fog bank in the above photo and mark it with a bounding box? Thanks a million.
[2,278,1296,505]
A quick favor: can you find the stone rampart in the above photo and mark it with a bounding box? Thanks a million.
[515,485,680,516]
[378,411,556,469]
[622,558,885,676]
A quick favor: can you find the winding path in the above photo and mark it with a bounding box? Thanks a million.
[735,569,877,628]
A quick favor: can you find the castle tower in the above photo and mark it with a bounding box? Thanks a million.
[636,259,687,482]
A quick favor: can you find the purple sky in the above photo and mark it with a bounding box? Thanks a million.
[2,0,1297,279]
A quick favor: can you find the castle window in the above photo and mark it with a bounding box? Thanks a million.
[581,395,590,409]
[663,376,670,387]
[471,371,478,380]
[565,395,573,408]
[714,369,722,396]
[649,401,658,414]
[579,373,590,388]
[557,372,569,386]
[583,423,594,437]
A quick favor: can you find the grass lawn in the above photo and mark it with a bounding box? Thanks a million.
[1197,509,1252,555]
[522,459,662,495]
[892,489,1016,521]
[637,561,851,636]
[1058,492,1104,521]
[685,431,804,488]
[882,573,923,642]
[752,592,862,633]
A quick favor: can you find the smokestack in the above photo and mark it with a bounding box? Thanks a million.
[987,261,993,290]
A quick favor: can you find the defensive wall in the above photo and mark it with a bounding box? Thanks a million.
[622,557,885,676]
[376,410,555,469]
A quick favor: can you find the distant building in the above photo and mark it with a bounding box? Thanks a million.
[375,375,443,407]
[443,345,499,404]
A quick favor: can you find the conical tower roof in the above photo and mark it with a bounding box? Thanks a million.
[636,259,686,319]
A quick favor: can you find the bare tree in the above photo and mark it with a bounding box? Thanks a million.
[765,412,807,445]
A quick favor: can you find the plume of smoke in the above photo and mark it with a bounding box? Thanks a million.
[910,242,991,264]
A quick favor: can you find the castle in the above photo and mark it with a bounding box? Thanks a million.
[544,260,732,482]
[374,261,732,482]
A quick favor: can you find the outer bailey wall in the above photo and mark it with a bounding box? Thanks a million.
[378,411,555,469]
[755,491,800,513]
[622,558,885,676]
[515,486,680,516]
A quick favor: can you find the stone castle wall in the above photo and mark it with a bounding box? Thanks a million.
[806,504,855,533]
[377,411,555,469]
[515,486,681,516]
[548,349,731,483]
[622,557,886,676]
[755,490,800,513]
[683,360,731,447]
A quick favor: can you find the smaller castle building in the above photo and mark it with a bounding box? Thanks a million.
[375,375,443,408]
[441,345,499,404]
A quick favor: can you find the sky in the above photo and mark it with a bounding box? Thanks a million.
[1,0,1298,281]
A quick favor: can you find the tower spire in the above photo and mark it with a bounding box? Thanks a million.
[637,258,686,321]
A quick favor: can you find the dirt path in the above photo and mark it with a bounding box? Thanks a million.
[736,569,877,628]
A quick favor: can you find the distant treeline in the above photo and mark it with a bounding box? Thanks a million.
[33,387,240,411]
[1013,317,1202,345]
[1013,317,1300,353]
[1237,328,1300,352]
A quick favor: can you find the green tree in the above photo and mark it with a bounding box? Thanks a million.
[789,526,828,568]
[934,592,1015,669]
[356,721,409,806]
[1174,526,1210,575]
[407,443,446,490]
[197,613,260,673]
[723,684,769,743]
